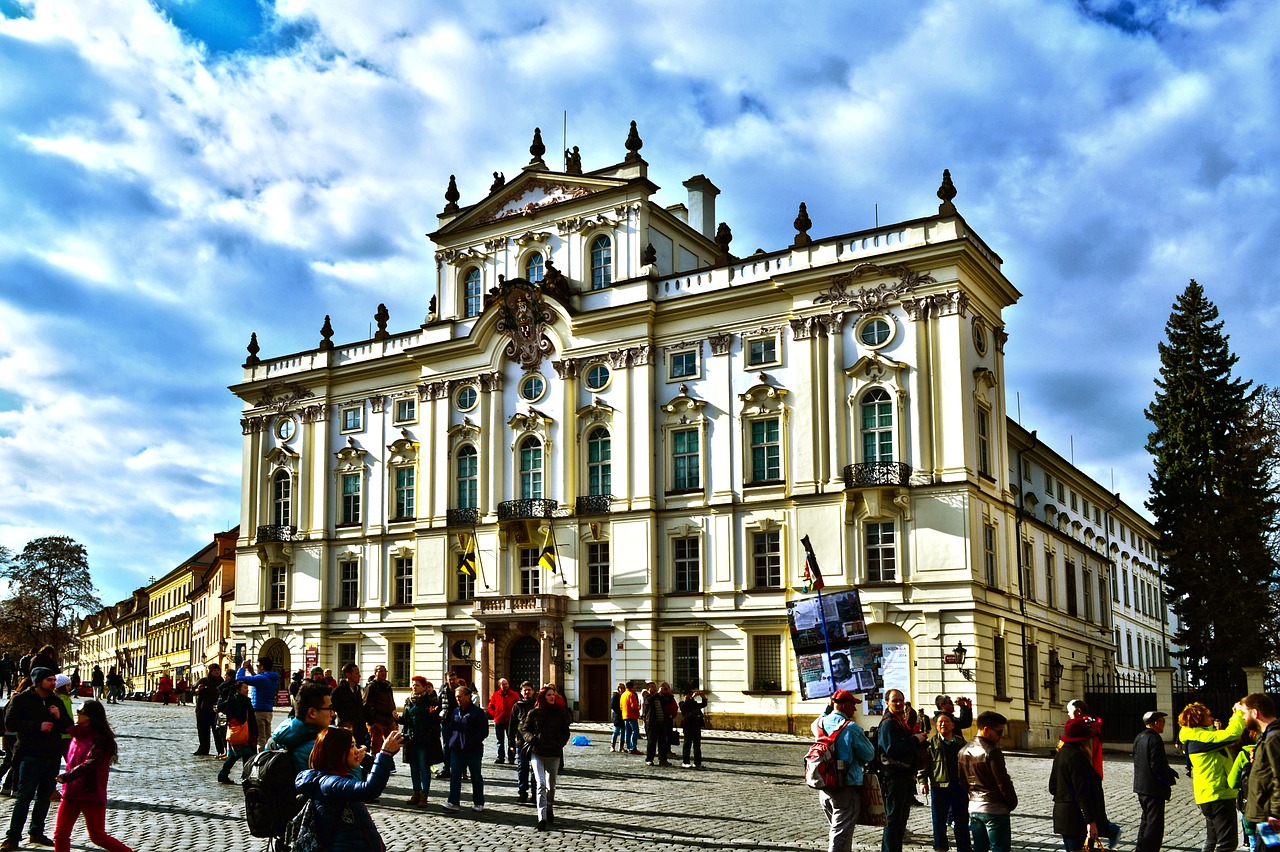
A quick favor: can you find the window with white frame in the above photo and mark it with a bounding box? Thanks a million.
[525,252,544,283]
[673,537,700,593]
[519,437,543,500]
[983,523,997,586]
[341,406,363,433]
[866,521,896,582]
[391,641,411,687]
[976,406,992,477]
[393,557,413,605]
[746,335,780,367]
[586,428,611,496]
[752,530,782,589]
[463,267,482,318]
[671,428,700,491]
[340,473,362,525]
[393,467,415,520]
[861,388,894,463]
[751,634,783,691]
[668,349,699,381]
[590,235,612,289]
[339,560,359,608]
[456,445,478,509]
[272,470,292,527]
[586,541,610,596]
[394,397,416,424]
[519,547,541,595]
[269,565,287,610]
[748,417,781,483]
[672,635,700,691]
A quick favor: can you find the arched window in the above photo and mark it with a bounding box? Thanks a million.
[860,388,893,464]
[519,436,543,500]
[463,267,482,318]
[587,427,611,496]
[456,445,478,509]
[272,470,292,526]
[525,253,544,283]
[590,235,612,290]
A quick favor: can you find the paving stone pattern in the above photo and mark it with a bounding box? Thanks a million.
[0,701,1220,851]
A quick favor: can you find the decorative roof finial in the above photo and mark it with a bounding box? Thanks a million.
[319,315,334,351]
[937,169,957,215]
[792,202,812,248]
[714,221,733,265]
[443,174,460,214]
[244,332,261,367]
[624,120,643,162]
[529,127,546,165]
[641,243,657,266]
[490,171,505,194]
[373,304,390,341]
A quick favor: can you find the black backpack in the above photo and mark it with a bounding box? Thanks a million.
[242,748,303,838]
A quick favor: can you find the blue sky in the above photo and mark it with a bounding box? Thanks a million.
[3,0,1279,606]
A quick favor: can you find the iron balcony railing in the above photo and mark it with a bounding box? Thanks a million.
[575,494,612,515]
[843,461,912,489]
[256,524,298,542]
[446,507,482,527]
[496,499,559,521]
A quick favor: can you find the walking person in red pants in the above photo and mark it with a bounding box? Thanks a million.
[52,700,133,852]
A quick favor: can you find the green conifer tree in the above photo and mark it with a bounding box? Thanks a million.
[1145,280,1280,687]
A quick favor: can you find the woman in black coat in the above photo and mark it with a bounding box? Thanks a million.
[1049,718,1109,850]
[400,677,443,807]
[519,684,572,831]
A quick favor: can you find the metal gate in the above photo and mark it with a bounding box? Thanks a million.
[1172,672,1248,735]
[1083,672,1156,742]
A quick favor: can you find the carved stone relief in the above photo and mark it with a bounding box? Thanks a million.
[256,381,315,414]
[816,262,937,312]
[708,332,732,356]
[901,290,969,321]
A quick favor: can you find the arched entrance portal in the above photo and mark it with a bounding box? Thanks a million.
[508,635,540,688]
[258,638,291,680]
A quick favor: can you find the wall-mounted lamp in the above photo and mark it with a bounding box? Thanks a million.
[453,639,473,661]
[951,641,974,681]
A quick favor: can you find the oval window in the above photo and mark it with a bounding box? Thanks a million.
[456,385,478,412]
[584,363,611,391]
[583,637,609,659]
[859,317,892,347]
[520,374,546,402]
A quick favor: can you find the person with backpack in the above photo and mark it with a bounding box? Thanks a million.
[295,727,404,852]
[216,681,256,783]
[1242,693,1280,846]
[270,683,336,772]
[51,700,133,852]
[1132,710,1178,852]
[679,689,707,769]
[813,690,875,852]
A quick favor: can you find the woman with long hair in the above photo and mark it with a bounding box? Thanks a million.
[1049,717,1108,851]
[399,677,442,807]
[519,684,572,831]
[295,726,403,851]
[52,700,133,852]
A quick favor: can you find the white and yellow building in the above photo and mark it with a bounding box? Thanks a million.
[228,125,1164,744]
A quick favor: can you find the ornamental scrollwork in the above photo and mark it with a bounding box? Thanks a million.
[256,381,315,414]
[816,263,936,312]
[492,279,556,370]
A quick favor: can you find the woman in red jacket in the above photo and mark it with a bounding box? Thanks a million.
[52,700,133,852]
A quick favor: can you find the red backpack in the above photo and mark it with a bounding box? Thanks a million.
[804,718,852,790]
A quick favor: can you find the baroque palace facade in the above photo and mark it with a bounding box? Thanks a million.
[228,124,1166,745]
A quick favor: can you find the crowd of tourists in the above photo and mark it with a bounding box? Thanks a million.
[811,688,1280,852]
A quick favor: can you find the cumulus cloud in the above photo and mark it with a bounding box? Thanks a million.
[3,0,1280,602]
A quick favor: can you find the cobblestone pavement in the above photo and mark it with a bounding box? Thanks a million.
[0,701,1221,851]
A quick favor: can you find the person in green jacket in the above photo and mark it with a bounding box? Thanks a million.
[1228,731,1258,852]
[1179,700,1247,852]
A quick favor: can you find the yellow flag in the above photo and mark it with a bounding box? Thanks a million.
[537,526,558,573]
[458,535,477,576]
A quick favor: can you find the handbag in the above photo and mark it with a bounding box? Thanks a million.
[1078,839,1105,852]
[227,718,250,747]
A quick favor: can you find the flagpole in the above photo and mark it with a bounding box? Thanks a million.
[471,525,488,590]
[801,535,838,697]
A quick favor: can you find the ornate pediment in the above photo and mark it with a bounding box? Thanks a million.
[476,179,599,226]
[816,263,937,311]
[334,436,368,472]
[256,381,314,414]
[489,278,558,369]
[387,432,419,465]
[662,384,707,424]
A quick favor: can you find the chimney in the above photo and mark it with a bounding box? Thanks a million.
[682,175,720,239]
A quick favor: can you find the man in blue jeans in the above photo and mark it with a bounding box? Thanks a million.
[958,711,1018,852]
[237,657,281,750]
[2,667,70,851]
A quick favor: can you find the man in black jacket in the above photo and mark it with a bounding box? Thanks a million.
[1132,710,1178,852]
[192,663,223,755]
[435,672,460,779]
[508,682,536,803]
[331,662,368,746]
[2,667,71,851]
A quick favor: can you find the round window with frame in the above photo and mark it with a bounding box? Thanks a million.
[972,317,989,356]
[455,384,479,412]
[857,315,895,349]
[520,373,547,402]
[583,362,611,391]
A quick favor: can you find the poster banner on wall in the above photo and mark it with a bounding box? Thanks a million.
[786,589,870,654]
[798,643,888,700]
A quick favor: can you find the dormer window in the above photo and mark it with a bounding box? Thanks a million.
[525,253,544,283]
[463,267,482,318]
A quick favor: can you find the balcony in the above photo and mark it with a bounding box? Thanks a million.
[471,593,568,622]
[496,499,559,521]
[255,524,298,542]
[575,494,612,516]
[843,462,912,489]
[446,507,482,527]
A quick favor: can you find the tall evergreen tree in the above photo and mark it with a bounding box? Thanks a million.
[1146,280,1280,687]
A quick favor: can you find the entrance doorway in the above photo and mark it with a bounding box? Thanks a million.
[509,635,540,687]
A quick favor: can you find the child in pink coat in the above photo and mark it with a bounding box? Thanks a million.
[53,700,133,852]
